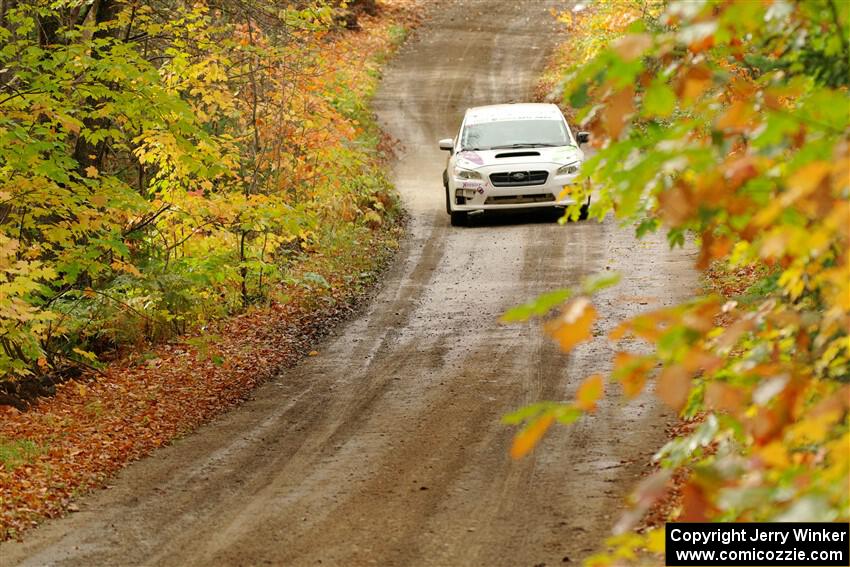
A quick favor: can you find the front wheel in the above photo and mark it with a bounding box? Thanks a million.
[578,196,591,220]
[450,211,468,226]
[443,170,452,215]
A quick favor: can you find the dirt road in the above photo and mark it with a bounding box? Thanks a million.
[0,1,696,565]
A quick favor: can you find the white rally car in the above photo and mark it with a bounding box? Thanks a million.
[439,103,590,226]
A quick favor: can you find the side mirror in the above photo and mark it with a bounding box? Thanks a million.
[438,138,454,152]
[576,131,590,145]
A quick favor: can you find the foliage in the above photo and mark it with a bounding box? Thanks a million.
[0,219,402,539]
[511,0,850,562]
[0,0,403,388]
[0,0,413,538]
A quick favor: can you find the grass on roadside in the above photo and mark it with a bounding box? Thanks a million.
[0,438,46,472]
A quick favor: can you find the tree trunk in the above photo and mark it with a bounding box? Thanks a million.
[71,0,121,175]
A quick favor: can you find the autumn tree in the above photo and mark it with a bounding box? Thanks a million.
[0,0,399,404]
[506,0,849,562]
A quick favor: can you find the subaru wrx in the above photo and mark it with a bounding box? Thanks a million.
[439,103,590,226]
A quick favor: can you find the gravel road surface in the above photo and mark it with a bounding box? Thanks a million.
[0,1,696,565]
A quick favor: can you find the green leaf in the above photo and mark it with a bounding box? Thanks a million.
[642,80,676,117]
[301,272,330,289]
[569,82,589,109]
[582,272,621,295]
[501,402,556,425]
[501,288,573,323]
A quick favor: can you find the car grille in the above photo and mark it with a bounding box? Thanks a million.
[484,194,555,205]
[489,170,548,187]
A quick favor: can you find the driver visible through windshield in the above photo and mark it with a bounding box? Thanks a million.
[460,119,572,151]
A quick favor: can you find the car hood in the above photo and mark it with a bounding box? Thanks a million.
[455,145,584,170]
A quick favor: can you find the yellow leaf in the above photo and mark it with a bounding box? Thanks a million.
[576,374,604,412]
[646,528,666,554]
[72,347,97,361]
[544,297,597,352]
[85,166,99,178]
[786,161,831,201]
[757,441,789,468]
[789,412,840,444]
[511,414,555,460]
[111,260,141,276]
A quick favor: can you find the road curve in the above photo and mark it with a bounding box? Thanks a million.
[0,1,697,566]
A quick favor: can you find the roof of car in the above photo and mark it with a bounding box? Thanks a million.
[464,103,563,125]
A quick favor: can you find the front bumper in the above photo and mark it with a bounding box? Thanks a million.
[449,170,585,212]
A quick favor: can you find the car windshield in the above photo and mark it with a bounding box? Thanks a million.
[460,119,571,150]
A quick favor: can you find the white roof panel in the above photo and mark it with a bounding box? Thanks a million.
[464,103,563,125]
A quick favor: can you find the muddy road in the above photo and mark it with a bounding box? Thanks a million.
[0,1,697,566]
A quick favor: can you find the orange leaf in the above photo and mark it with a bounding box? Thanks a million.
[576,374,604,412]
[705,382,746,415]
[613,33,652,61]
[608,321,631,341]
[676,64,712,104]
[716,100,753,131]
[715,317,755,350]
[725,156,759,190]
[697,231,732,270]
[657,182,696,226]
[688,33,715,54]
[602,87,635,140]
[614,352,653,398]
[746,407,782,445]
[510,414,555,460]
[656,366,691,411]
[680,481,712,522]
[544,297,597,352]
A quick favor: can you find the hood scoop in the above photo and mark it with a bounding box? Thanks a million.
[495,151,540,158]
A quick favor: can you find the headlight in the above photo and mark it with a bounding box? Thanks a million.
[556,162,580,176]
[455,169,481,180]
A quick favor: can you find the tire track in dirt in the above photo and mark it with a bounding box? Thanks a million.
[0,2,697,566]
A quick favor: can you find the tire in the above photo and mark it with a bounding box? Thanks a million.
[578,197,591,220]
[450,211,468,226]
[443,170,451,215]
[551,208,565,222]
